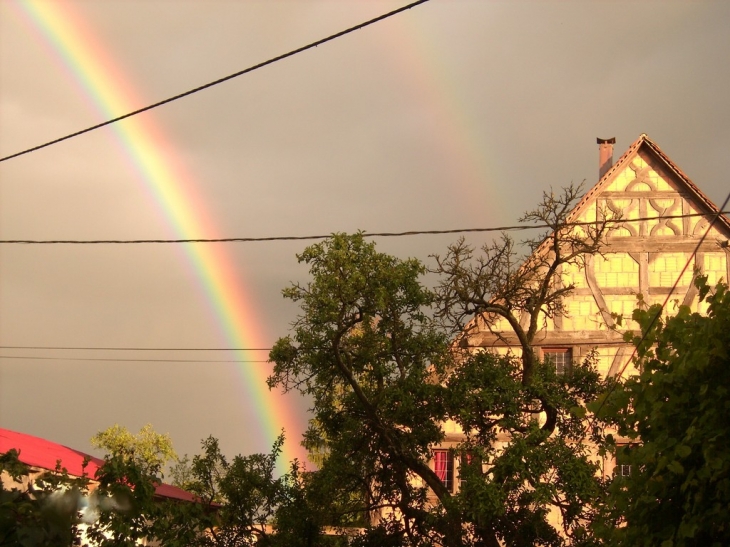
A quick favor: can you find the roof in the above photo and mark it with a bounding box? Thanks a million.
[0,428,104,477]
[525,134,730,265]
[0,428,196,502]
[570,133,730,233]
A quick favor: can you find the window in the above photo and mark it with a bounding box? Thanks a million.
[615,444,634,478]
[543,348,572,375]
[459,451,480,488]
[432,449,454,492]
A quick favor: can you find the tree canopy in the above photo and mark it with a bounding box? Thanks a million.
[594,276,730,546]
[269,209,609,546]
[91,423,177,475]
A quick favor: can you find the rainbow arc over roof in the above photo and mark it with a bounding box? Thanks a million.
[13,0,303,464]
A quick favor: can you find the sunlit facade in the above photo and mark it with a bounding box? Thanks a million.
[430,133,730,496]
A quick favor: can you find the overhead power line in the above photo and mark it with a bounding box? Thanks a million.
[0,354,269,364]
[0,345,271,351]
[0,0,431,163]
[0,212,726,245]
[2,205,728,359]
[0,225,536,244]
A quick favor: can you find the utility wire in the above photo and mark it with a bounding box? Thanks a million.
[0,0,431,163]
[0,345,271,351]
[0,225,537,244]
[2,207,728,359]
[591,190,730,422]
[0,355,269,363]
[0,212,726,245]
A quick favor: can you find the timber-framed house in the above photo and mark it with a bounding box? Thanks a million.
[432,134,730,490]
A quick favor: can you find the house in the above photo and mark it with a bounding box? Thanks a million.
[1,428,198,545]
[430,133,730,489]
[0,427,195,502]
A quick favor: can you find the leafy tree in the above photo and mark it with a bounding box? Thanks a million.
[269,198,610,547]
[269,463,336,547]
[84,452,162,547]
[153,434,325,547]
[91,423,177,476]
[594,277,730,546]
[0,449,90,547]
[427,183,614,545]
[269,233,457,544]
[2,427,316,547]
[169,454,197,492]
[0,435,163,546]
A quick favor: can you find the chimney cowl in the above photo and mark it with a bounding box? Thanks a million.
[597,137,616,178]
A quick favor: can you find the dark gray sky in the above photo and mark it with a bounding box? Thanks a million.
[1,0,729,466]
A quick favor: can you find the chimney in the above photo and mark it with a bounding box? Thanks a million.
[597,137,615,178]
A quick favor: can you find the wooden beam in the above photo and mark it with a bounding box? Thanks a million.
[608,347,632,377]
[639,252,649,297]
[682,252,702,308]
[573,286,692,296]
[584,255,615,328]
[574,287,638,296]
[467,330,625,348]
[600,191,686,199]
[603,236,722,253]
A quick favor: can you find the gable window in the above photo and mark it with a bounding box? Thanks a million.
[543,348,572,375]
[432,449,454,492]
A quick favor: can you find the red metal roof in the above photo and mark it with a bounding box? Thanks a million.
[0,428,103,478]
[0,428,195,502]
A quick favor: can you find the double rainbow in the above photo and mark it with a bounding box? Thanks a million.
[11,0,498,467]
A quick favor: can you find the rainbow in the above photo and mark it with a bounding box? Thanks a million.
[380,5,501,218]
[11,0,303,465]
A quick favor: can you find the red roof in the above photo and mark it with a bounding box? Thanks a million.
[0,428,195,502]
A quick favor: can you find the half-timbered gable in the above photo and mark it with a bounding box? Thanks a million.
[465,134,730,380]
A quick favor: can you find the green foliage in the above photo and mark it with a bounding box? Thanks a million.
[0,443,165,547]
[0,449,90,547]
[2,428,326,547]
[91,423,177,475]
[269,233,458,544]
[84,453,162,547]
[595,277,730,546]
[270,463,333,547]
[169,453,196,491]
[447,351,605,547]
[269,233,608,546]
[153,433,327,547]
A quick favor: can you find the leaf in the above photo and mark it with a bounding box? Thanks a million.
[667,460,685,475]
[569,405,586,418]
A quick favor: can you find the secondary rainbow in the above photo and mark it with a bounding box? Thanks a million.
[13,0,303,464]
[381,6,502,219]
